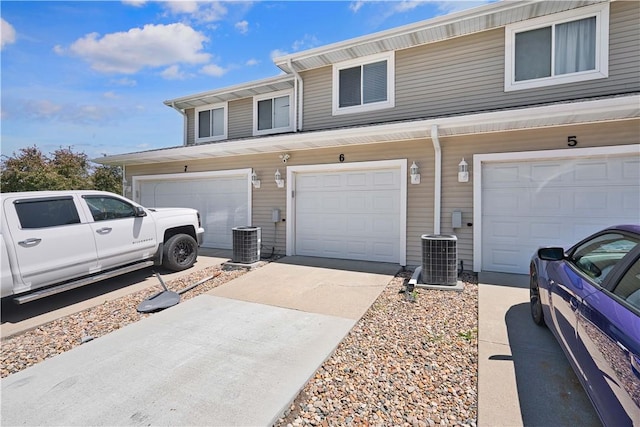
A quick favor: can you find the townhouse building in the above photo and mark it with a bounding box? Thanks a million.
[100,0,640,282]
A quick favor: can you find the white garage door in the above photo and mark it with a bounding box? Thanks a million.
[482,155,640,274]
[294,167,401,263]
[137,173,250,249]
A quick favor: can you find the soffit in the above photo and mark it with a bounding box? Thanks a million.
[164,76,295,110]
[96,95,639,166]
[274,0,607,73]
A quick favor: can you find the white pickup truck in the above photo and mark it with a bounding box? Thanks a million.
[0,190,205,303]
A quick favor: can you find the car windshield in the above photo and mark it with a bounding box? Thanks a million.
[571,233,640,285]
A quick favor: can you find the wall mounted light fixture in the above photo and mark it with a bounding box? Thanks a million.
[251,171,261,189]
[275,169,285,188]
[458,158,469,183]
[410,161,420,184]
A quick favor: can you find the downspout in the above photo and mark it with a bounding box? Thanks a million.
[122,164,126,197]
[288,59,303,131]
[169,101,188,145]
[431,124,441,235]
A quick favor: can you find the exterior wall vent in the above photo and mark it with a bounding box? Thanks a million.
[232,226,261,264]
[421,234,458,285]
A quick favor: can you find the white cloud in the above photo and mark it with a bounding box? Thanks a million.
[246,58,259,66]
[292,34,319,52]
[66,23,210,74]
[103,91,119,99]
[1,18,17,50]
[162,1,228,23]
[350,1,364,13]
[270,49,288,60]
[235,20,249,34]
[161,64,187,80]
[200,63,226,77]
[122,0,147,7]
[111,77,138,87]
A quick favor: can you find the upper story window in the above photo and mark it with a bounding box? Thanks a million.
[332,52,395,116]
[504,3,609,92]
[253,90,294,136]
[196,103,227,143]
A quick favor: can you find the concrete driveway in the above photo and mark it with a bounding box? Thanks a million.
[478,281,601,427]
[1,256,399,426]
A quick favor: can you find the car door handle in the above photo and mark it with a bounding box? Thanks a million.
[18,238,42,247]
[96,227,112,234]
[570,297,579,311]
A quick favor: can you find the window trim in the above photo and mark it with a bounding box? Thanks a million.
[332,51,395,116]
[195,102,228,143]
[504,2,609,92]
[252,89,294,136]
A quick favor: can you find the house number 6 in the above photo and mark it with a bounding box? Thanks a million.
[339,154,345,162]
[568,136,578,147]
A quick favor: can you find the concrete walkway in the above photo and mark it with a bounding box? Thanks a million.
[1,256,398,426]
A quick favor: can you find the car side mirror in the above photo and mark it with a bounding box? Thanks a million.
[538,247,565,261]
[134,206,147,217]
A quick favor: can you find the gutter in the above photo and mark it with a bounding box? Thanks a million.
[431,124,441,235]
[288,59,303,131]
[168,102,188,145]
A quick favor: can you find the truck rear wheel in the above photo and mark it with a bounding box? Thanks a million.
[162,234,197,271]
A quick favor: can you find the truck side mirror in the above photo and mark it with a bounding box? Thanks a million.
[134,206,147,217]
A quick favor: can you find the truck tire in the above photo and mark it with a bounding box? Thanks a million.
[162,234,198,271]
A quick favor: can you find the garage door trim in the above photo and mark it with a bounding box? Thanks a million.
[472,144,639,273]
[286,160,407,266]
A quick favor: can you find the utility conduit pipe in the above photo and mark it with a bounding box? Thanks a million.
[431,124,441,235]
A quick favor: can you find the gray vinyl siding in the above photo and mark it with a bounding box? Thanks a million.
[186,109,195,145]
[302,1,640,132]
[228,98,253,140]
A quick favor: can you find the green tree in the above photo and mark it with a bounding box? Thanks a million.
[92,164,123,194]
[1,146,123,194]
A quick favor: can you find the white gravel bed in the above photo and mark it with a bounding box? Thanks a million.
[275,272,479,427]
[1,265,478,427]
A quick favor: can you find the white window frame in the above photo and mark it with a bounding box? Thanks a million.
[332,51,395,116]
[504,2,609,92]
[252,89,294,136]
[195,103,228,143]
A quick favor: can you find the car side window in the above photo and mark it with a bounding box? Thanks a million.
[14,197,81,229]
[83,196,136,222]
[570,233,639,285]
[613,258,640,311]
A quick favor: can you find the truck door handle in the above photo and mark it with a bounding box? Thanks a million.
[18,238,42,247]
[96,227,112,234]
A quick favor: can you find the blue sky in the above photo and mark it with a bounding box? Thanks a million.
[1,1,489,160]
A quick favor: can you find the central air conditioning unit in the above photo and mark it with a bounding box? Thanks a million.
[421,234,458,285]
[232,226,261,264]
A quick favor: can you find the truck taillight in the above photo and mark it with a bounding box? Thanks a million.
[197,212,202,228]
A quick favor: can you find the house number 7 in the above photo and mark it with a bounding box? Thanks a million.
[568,136,578,147]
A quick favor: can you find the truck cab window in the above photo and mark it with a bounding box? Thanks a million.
[83,196,136,221]
[14,198,80,229]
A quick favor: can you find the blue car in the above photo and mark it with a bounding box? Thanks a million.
[529,224,640,427]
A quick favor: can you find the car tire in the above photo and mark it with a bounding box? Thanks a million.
[162,234,198,271]
[529,263,545,326]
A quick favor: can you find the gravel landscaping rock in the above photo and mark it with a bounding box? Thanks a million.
[1,264,478,426]
[275,272,478,427]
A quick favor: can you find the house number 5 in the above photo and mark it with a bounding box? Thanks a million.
[568,136,578,147]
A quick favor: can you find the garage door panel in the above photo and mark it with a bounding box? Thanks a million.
[138,175,248,249]
[483,154,640,274]
[295,167,401,263]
